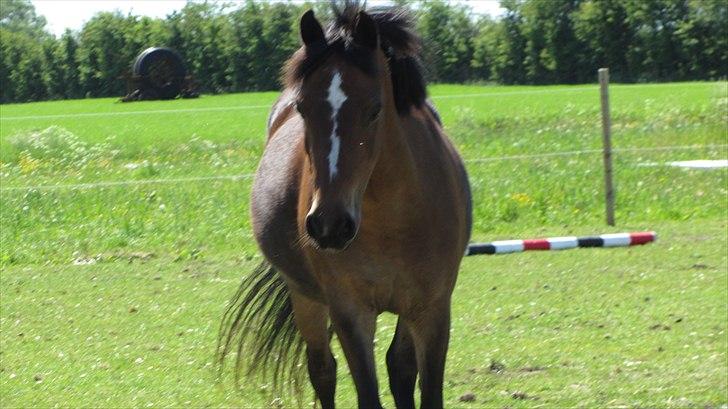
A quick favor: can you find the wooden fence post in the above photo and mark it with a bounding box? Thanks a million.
[598,68,615,226]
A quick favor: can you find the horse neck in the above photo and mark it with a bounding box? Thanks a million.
[365,85,418,207]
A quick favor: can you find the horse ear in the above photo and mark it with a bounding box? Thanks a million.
[300,10,326,47]
[353,11,378,50]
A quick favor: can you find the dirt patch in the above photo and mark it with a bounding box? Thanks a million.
[459,392,477,402]
[511,391,538,400]
[489,360,506,373]
[520,366,546,373]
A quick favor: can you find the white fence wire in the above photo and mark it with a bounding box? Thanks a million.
[2,144,725,192]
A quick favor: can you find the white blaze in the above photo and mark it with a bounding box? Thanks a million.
[326,70,347,181]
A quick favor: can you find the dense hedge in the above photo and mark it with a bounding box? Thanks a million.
[1,0,725,103]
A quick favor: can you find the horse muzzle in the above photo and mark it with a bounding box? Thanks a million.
[305,207,358,251]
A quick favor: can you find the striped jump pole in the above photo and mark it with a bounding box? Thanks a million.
[465,231,656,256]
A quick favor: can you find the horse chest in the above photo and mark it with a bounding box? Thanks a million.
[307,229,451,313]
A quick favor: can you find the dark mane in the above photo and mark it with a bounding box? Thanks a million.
[283,1,427,115]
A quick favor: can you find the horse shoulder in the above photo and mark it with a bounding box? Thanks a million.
[254,109,304,228]
[401,106,472,247]
[253,102,323,296]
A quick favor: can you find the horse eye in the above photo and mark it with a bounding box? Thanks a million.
[295,102,305,116]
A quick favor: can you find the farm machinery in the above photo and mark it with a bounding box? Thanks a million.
[122,47,199,102]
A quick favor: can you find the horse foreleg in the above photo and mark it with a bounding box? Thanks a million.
[386,318,417,409]
[329,305,382,409]
[290,292,337,409]
[408,306,451,409]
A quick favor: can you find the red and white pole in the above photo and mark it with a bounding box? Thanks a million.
[465,231,656,256]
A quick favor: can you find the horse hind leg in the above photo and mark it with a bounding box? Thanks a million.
[386,318,417,409]
[290,292,337,409]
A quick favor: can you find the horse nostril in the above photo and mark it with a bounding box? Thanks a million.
[306,215,324,239]
[338,215,356,241]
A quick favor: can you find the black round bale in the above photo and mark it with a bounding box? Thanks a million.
[132,47,187,100]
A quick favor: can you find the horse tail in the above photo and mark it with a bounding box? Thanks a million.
[217,261,304,392]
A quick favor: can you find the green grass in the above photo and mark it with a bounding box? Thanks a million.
[1,82,726,407]
[1,220,725,408]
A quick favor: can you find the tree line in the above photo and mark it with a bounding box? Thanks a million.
[1,0,725,103]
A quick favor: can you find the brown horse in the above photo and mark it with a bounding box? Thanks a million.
[219,4,471,408]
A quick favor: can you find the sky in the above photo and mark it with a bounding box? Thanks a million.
[32,0,504,36]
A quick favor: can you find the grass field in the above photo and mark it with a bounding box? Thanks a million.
[1,82,726,408]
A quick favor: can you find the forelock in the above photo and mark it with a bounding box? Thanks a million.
[283,2,427,114]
